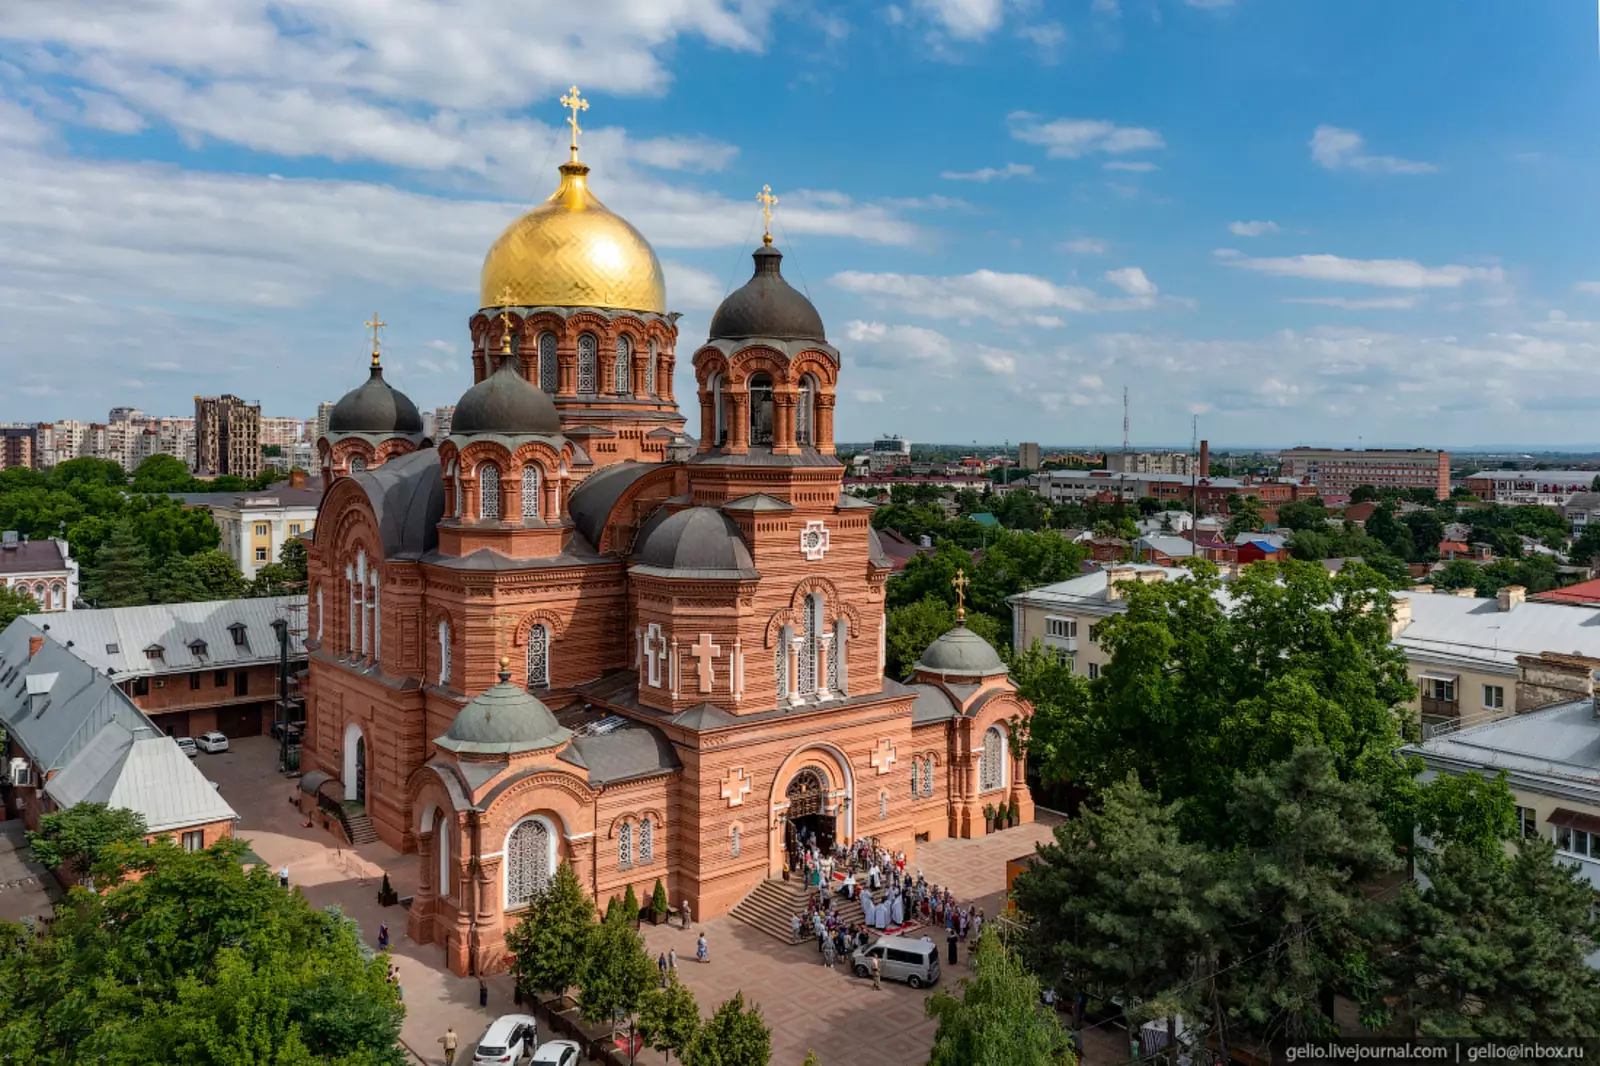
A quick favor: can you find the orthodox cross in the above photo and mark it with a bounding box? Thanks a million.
[870,737,897,775]
[952,568,969,622]
[496,284,516,356]
[719,765,752,808]
[757,184,778,247]
[689,632,721,693]
[560,85,588,161]
[364,313,386,365]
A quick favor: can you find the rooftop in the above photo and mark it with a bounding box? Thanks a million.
[0,538,71,575]
[1393,590,1600,672]
[23,595,307,678]
[1403,698,1600,804]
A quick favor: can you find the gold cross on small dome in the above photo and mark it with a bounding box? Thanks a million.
[560,85,589,162]
[757,184,778,246]
[952,568,969,622]
[365,312,386,365]
[495,285,515,355]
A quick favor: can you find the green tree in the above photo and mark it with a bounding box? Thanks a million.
[52,456,127,488]
[1004,640,1089,787]
[885,596,1001,680]
[578,907,657,1030]
[1571,521,1600,566]
[685,991,772,1066]
[621,883,641,922]
[925,931,1075,1066]
[1364,502,1415,560]
[0,584,39,628]
[0,837,405,1065]
[1214,747,1400,1042]
[1223,494,1264,539]
[146,552,207,604]
[129,454,196,493]
[1413,771,1518,855]
[25,802,147,883]
[638,972,700,1064]
[1275,498,1328,532]
[505,862,595,1001]
[190,549,250,599]
[1382,836,1600,1037]
[1350,484,1379,504]
[84,521,150,607]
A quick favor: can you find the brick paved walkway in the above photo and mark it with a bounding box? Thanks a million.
[217,738,1114,1066]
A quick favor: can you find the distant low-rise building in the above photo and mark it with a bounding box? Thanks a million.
[1464,469,1597,506]
[0,534,77,611]
[1105,450,1199,476]
[173,469,322,580]
[1279,447,1449,499]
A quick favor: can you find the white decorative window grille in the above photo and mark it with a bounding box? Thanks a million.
[577,334,597,393]
[922,757,934,798]
[479,464,500,520]
[316,586,323,642]
[774,627,789,700]
[618,821,633,868]
[526,624,549,689]
[879,791,888,820]
[646,341,657,395]
[438,619,451,686]
[505,818,552,909]
[730,825,741,857]
[522,465,540,519]
[797,375,816,446]
[979,726,1006,793]
[639,818,653,863]
[538,332,558,393]
[370,574,380,661]
[826,621,841,694]
[911,757,922,798]
[349,457,366,473]
[346,564,355,652]
[451,461,462,517]
[797,596,819,697]
[358,552,369,659]
[615,336,632,396]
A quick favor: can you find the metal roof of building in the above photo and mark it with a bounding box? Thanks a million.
[1392,591,1600,673]
[1007,564,1194,613]
[0,622,148,773]
[0,539,72,576]
[45,722,237,833]
[1403,699,1600,804]
[22,595,306,679]
[1135,535,1196,558]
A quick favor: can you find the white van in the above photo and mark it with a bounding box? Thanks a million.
[851,935,941,988]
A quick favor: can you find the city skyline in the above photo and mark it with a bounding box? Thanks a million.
[2,3,1597,444]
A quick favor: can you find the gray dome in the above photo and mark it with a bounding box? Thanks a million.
[436,668,571,755]
[450,356,561,437]
[707,245,826,343]
[328,365,424,435]
[633,507,757,577]
[914,623,1007,679]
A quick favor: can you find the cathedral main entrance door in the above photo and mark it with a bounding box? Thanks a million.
[783,767,835,859]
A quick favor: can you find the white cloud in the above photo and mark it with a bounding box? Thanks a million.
[1282,296,1420,310]
[1574,282,1600,296]
[1092,0,1120,16]
[1104,267,1157,297]
[1310,125,1436,175]
[980,352,1016,374]
[941,162,1033,183]
[1228,220,1280,237]
[1220,252,1501,289]
[913,0,1005,39]
[1104,161,1158,173]
[831,266,1159,322]
[854,388,885,403]
[1061,237,1109,255]
[661,261,724,310]
[1008,112,1164,159]
[1019,22,1067,52]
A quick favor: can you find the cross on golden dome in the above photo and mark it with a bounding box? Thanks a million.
[952,568,969,622]
[496,285,515,356]
[757,184,779,247]
[560,85,589,163]
[364,312,386,366]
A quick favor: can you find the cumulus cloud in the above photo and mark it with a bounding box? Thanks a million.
[1007,112,1164,159]
[913,0,1006,39]
[1282,296,1419,310]
[1104,267,1157,297]
[1060,237,1109,254]
[830,266,1159,322]
[1574,281,1600,296]
[1228,220,1280,237]
[1104,161,1158,172]
[1310,125,1436,175]
[942,162,1033,182]
[1220,252,1501,289]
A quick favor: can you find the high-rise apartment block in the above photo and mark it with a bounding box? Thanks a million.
[195,395,262,478]
[311,402,335,445]
[1018,441,1040,470]
[1278,447,1449,499]
[0,426,35,470]
[1105,450,1200,476]
[259,417,304,449]
[433,405,455,440]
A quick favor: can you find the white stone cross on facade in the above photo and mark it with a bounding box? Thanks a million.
[690,632,721,693]
[870,737,897,775]
[719,765,752,808]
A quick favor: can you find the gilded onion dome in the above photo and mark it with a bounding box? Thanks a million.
[480,161,667,315]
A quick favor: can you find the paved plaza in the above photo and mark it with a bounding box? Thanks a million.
[211,736,1113,1066]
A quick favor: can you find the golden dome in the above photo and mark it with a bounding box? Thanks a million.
[480,162,667,315]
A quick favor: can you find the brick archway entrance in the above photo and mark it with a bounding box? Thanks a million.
[767,745,854,877]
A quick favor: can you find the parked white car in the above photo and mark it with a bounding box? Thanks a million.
[195,731,229,754]
[175,737,198,758]
[472,1014,538,1064]
[529,1041,580,1066]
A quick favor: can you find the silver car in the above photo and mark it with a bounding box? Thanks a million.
[852,934,942,989]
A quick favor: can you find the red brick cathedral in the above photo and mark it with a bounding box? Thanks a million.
[301,116,1035,976]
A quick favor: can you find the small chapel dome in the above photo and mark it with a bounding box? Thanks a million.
[328,362,424,435]
[436,661,572,755]
[707,245,827,344]
[632,507,758,577]
[914,622,1008,679]
[450,355,562,437]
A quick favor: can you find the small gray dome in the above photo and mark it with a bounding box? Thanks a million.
[707,245,826,343]
[436,669,571,755]
[451,357,561,437]
[633,507,757,577]
[328,365,424,435]
[914,623,1007,679]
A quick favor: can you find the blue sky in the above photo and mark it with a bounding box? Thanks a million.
[1,0,1596,448]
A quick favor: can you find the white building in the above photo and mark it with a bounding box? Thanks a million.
[0,534,79,611]
[1464,469,1598,506]
[175,474,322,580]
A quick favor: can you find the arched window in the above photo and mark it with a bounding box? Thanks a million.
[978,726,1007,793]
[911,756,922,798]
[618,821,633,868]
[522,465,540,519]
[356,552,368,658]
[796,594,821,698]
[369,571,380,662]
[639,817,653,863]
[349,457,366,473]
[346,563,356,652]
[922,757,934,798]
[827,618,845,696]
[450,460,462,518]
[537,332,558,393]
[879,791,888,820]
[646,341,658,396]
[774,625,790,701]
[577,333,597,394]
[438,619,452,687]
[709,373,726,445]
[730,825,741,858]
[748,372,774,446]
[797,373,818,446]
[439,814,454,899]
[316,586,323,642]
[479,463,500,521]
[505,816,553,909]
[614,335,632,396]
[526,624,549,689]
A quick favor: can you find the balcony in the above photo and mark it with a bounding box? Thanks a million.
[1043,635,1078,654]
[1421,695,1459,721]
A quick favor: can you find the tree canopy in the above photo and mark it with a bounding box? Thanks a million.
[25,802,147,882]
[505,862,595,1000]
[925,931,1076,1066]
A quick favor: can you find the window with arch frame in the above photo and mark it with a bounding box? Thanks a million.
[577,334,597,394]
[639,817,653,863]
[730,824,741,858]
[450,459,461,517]
[797,373,818,446]
[537,332,558,393]
[978,726,1006,792]
[479,463,500,520]
[922,757,934,798]
[618,821,633,868]
[505,817,552,909]
[646,340,658,395]
[521,465,540,519]
[525,624,549,689]
[614,335,632,396]
[437,618,452,687]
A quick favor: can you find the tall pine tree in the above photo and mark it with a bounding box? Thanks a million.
[86,521,151,607]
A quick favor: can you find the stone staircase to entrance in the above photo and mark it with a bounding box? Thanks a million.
[339,804,379,846]
[729,876,866,943]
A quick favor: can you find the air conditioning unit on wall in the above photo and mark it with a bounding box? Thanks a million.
[155,679,166,688]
